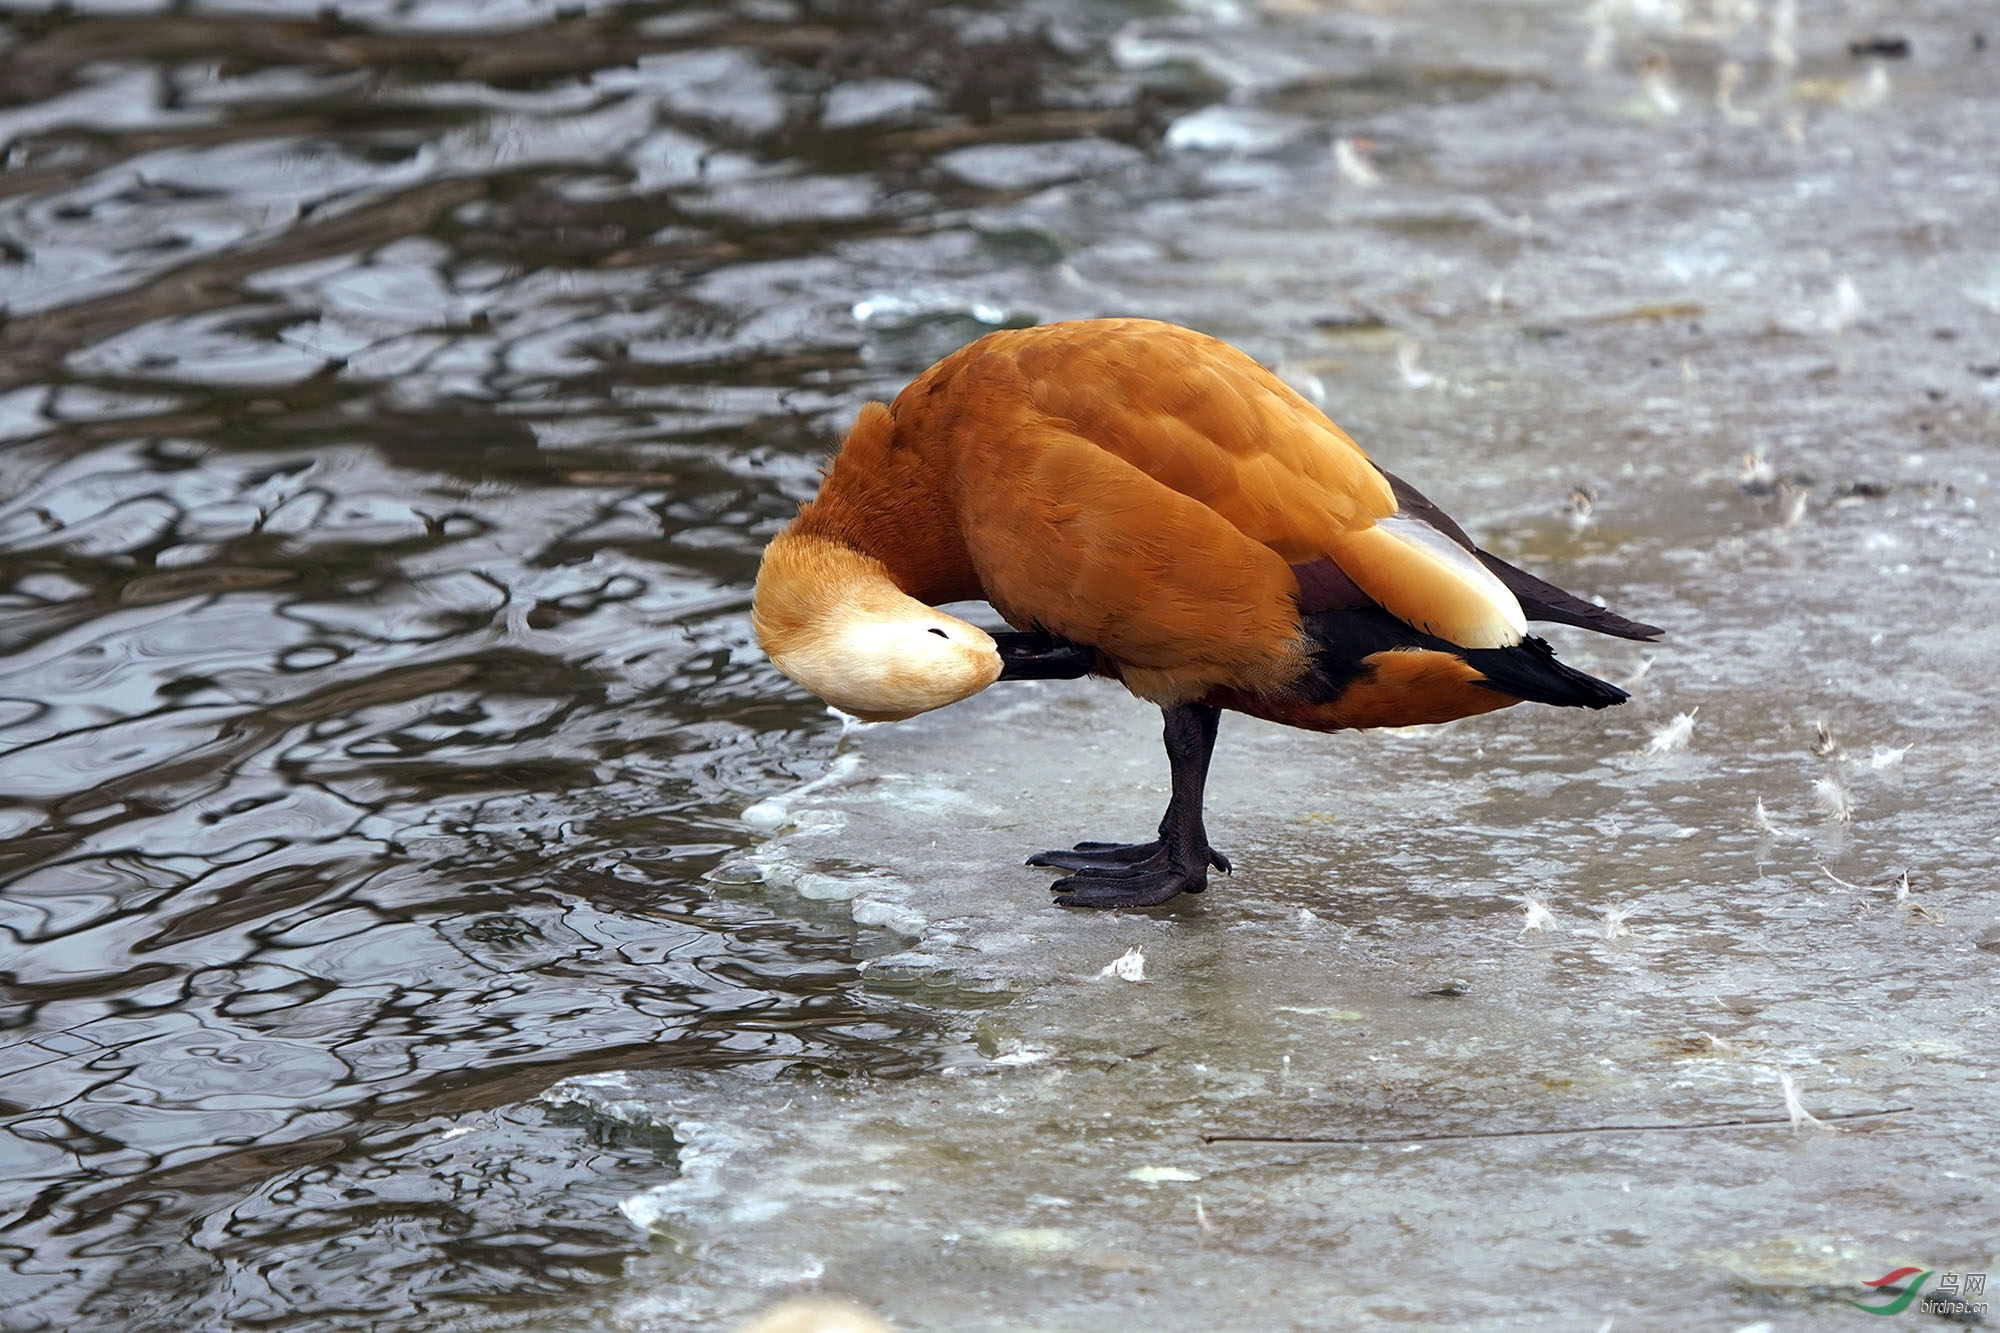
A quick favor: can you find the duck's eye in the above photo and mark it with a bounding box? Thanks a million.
[927,627,949,639]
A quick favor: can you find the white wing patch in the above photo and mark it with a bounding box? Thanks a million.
[1321,513,1527,648]
[1375,514,1527,644]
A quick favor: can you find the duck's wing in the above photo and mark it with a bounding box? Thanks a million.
[947,407,1314,699]
[995,319,1396,552]
[982,320,1533,650]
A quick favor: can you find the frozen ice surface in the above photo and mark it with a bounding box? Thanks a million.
[558,658,1999,1328]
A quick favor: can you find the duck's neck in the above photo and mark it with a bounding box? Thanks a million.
[784,400,984,607]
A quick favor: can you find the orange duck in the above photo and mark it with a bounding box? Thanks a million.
[753,319,1660,908]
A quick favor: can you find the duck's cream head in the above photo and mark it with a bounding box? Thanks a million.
[752,533,1002,723]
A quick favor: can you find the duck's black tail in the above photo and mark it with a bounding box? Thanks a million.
[1298,609,1628,710]
[1459,634,1629,709]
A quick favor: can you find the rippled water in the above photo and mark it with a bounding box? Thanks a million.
[2,0,1996,1329]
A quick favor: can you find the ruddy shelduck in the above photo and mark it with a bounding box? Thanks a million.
[754,319,1660,908]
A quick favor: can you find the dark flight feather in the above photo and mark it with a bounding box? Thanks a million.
[1378,468,1663,641]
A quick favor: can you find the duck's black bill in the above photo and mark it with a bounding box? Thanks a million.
[994,632,1096,681]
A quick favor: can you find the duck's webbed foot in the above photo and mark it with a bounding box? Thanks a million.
[1048,844,1216,908]
[1048,858,1213,909]
[1030,701,1228,911]
[1027,839,1231,875]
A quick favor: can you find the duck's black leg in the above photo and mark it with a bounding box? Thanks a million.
[1029,702,1229,909]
